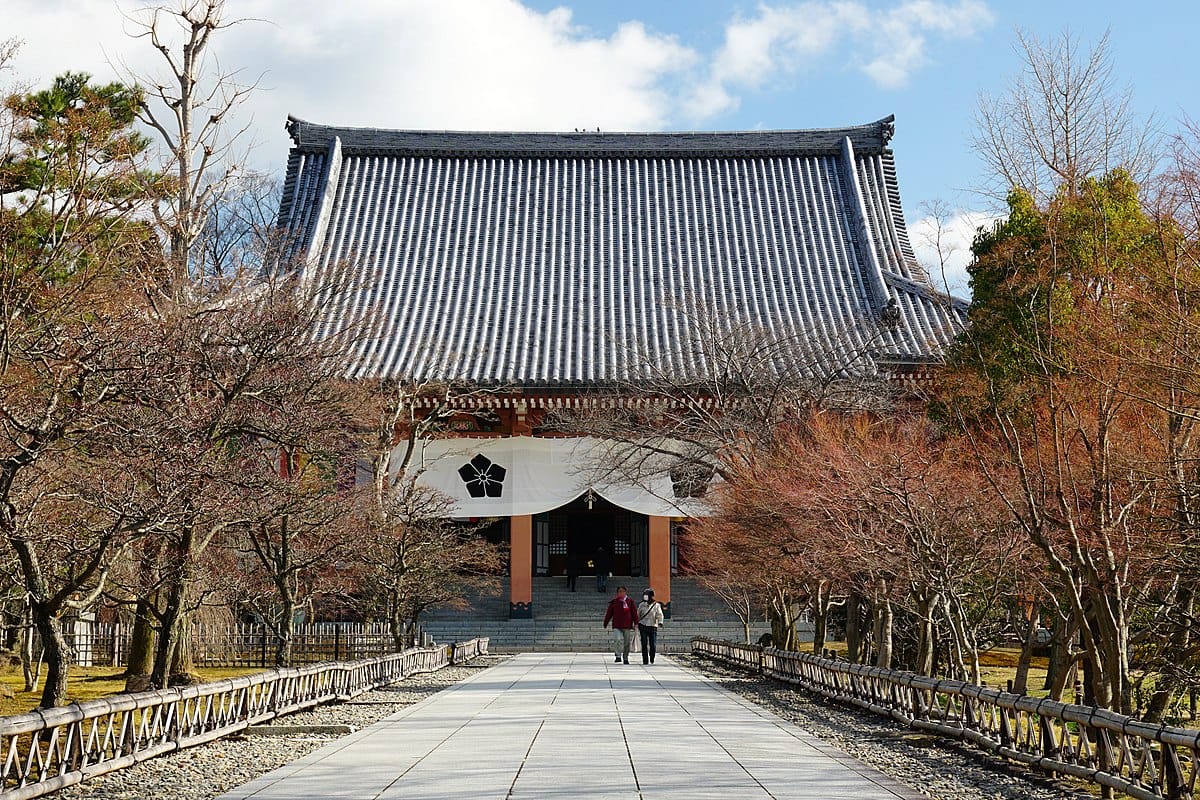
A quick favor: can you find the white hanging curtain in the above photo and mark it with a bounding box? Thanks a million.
[402,436,713,518]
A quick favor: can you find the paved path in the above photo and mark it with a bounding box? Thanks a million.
[216,653,922,800]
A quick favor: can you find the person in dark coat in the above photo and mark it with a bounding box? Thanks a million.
[603,586,637,664]
[594,546,611,593]
[565,550,579,592]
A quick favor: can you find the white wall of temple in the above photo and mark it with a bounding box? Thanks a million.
[393,436,711,519]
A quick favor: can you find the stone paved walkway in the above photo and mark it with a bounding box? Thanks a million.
[216,653,923,800]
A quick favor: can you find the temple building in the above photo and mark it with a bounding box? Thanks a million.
[275,115,965,641]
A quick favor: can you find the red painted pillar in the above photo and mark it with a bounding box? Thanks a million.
[649,515,672,618]
[510,515,533,618]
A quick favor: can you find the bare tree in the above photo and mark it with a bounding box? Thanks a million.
[123,0,258,295]
[552,297,895,488]
[357,380,504,648]
[0,66,162,707]
[198,171,284,277]
[916,199,972,298]
[115,265,360,687]
[972,29,1156,204]
[232,415,362,666]
[549,297,899,645]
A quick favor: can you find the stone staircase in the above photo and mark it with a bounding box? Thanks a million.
[422,577,776,652]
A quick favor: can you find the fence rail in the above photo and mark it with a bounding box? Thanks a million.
[692,637,1200,800]
[0,637,488,800]
[17,621,417,668]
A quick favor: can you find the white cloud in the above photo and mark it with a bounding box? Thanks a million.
[909,208,996,298]
[3,0,994,174]
[688,0,994,117]
[5,0,699,170]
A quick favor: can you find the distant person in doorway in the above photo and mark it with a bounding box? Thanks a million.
[566,551,579,592]
[594,546,611,593]
[603,586,637,664]
[637,588,664,665]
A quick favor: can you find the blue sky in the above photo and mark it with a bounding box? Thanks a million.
[524,1,1198,204]
[6,0,1197,293]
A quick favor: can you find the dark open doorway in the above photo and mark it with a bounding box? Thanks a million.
[568,511,614,573]
[534,494,647,577]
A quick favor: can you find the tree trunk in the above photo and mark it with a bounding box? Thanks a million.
[914,591,938,677]
[956,599,981,685]
[152,576,188,688]
[2,608,19,652]
[873,583,893,670]
[124,597,157,683]
[1080,605,1104,708]
[1044,618,1078,701]
[154,522,202,688]
[34,611,71,709]
[1012,602,1039,695]
[169,616,195,681]
[389,590,407,651]
[1145,586,1194,722]
[846,591,864,663]
[7,525,72,706]
[126,542,162,684]
[1146,683,1174,723]
[811,582,830,656]
[1086,595,1131,713]
[767,587,797,652]
[274,595,296,668]
[21,610,37,692]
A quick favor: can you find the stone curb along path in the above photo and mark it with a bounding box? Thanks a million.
[56,656,511,800]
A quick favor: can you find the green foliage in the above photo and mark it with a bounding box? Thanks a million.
[956,187,1049,392]
[4,71,147,190]
[1,72,152,282]
[947,170,1159,409]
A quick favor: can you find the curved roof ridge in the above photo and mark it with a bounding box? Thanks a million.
[284,115,897,157]
[882,269,970,313]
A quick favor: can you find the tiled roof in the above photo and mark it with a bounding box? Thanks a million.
[278,116,966,386]
[283,117,895,157]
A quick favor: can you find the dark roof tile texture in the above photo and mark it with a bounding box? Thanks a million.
[285,116,897,158]
[278,118,964,385]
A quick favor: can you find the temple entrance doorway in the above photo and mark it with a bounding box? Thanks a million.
[567,511,614,574]
[534,494,648,578]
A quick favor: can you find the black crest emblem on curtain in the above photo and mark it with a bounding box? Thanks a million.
[458,454,506,498]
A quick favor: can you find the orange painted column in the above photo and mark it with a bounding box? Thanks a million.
[510,515,533,618]
[648,515,672,618]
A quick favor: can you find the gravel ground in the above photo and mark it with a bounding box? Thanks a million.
[58,655,509,800]
[674,653,1093,800]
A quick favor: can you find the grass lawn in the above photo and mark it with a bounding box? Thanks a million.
[0,664,264,717]
[810,642,1053,697]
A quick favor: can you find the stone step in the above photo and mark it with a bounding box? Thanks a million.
[420,618,775,653]
[419,575,788,651]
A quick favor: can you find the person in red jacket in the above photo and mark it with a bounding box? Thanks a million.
[603,586,638,664]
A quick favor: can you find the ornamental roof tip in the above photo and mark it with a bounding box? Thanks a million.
[283,114,897,157]
[882,270,970,312]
